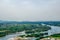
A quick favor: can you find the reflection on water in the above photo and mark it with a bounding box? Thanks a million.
[0,25,60,40]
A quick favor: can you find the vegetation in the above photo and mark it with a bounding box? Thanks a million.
[43,22,60,26]
[0,21,60,40]
[0,24,51,37]
[51,34,60,38]
[41,34,60,40]
[19,32,48,40]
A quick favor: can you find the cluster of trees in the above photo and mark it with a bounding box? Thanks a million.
[51,34,60,38]
[0,30,11,37]
[43,22,60,26]
[0,31,6,37]
[0,24,51,37]
[25,25,51,34]
[20,32,48,40]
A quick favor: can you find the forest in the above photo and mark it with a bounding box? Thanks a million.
[0,24,51,37]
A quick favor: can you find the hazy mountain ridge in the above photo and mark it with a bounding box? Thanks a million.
[0,20,60,24]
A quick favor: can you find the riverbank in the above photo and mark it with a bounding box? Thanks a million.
[40,33,60,40]
[8,37,36,40]
[0,24,51,37]
[7,33,60,40]
[40,38,60,40]
[0,25,60,40]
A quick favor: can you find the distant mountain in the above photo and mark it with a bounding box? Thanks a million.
[0,20,6,23]
[0,20,60,25]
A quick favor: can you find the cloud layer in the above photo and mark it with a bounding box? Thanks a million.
[0,0,60,21]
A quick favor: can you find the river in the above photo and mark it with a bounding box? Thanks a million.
[0,25,60,40]
[48,25,60,35]
[0,31,26,40]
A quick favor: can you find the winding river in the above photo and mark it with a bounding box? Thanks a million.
[0,25,60,40]
[0,31,25,40]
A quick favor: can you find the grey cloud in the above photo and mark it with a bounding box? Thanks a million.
[0,0,60,21]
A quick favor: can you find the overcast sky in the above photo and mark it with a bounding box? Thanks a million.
[0,0,60,21]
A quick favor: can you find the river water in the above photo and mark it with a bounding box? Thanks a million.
[0,25,60,40]
[0,31,26,40]
[48,26,60,35]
